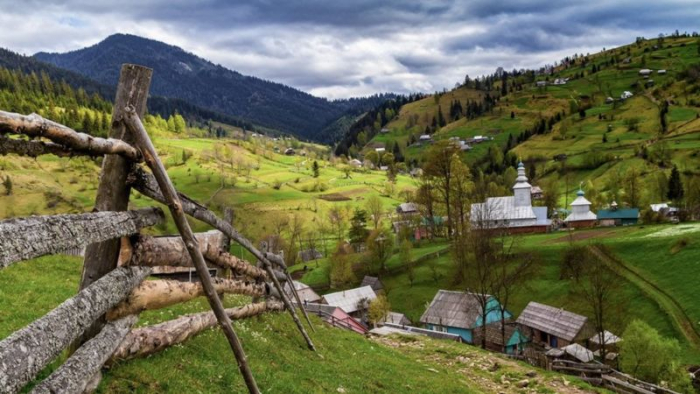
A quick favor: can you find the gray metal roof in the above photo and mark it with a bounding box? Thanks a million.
[322,286,377,314]
[285,281,321,303]
[361,275,384,291]
[380,311,411,326]
[383,323,463,342]
[397,202,419,213]
[516,302,588,342]
[471,196,537,222]
[419,290,490,329]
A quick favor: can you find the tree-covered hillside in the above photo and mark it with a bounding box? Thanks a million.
[35,34,395,142]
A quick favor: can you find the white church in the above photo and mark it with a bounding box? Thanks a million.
[470,162,550,233]
[563,187,597,228]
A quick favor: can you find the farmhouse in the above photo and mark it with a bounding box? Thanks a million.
[597,202,639,226]
[546,343,594,363]
[621,91,633,99]
[588,330,621,353]
[379,311,411,326]
[470,162,550,233]
[419,134,432,142]
[420,290,512,343]
[396,202,420,216]
[471,321,530,354]
[657,69,667,75]
[638,69,653,76]
[285,280,321,304]
[348,158,362,168]
[304,303,367,334]
[564,189,597,228]
[284,148,295,155]
[298,248,323,262]
[375,147,386,153]
[360,275,384,293]
[516,301,594,349]
[321,285,377,320]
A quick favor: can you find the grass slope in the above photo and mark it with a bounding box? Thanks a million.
[0,256,604,394]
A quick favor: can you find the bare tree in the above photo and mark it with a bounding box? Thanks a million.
[423,141,461,238]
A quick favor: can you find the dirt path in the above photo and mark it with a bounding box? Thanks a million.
[588,245,700,349]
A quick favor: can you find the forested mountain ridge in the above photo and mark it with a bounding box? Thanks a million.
[34,33,394,142]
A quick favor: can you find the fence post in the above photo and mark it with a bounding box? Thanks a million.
[77,64,152,345]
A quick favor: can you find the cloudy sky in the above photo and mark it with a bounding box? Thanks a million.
[1,0,698,98]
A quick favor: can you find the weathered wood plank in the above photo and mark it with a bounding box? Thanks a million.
[30,316,137,394]
[107,278,272,320]
[124,108,261,394]
[0,267,150,394]
[128,232,223,267]
[0,110,141,161]
[0,135,76,158]
[110,300,284,362]
[0,208,164,269]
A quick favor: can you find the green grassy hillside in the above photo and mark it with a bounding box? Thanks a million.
[354,36,700,206]
[0,256,606,394]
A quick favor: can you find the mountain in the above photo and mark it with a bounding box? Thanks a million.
[35,34,393,141]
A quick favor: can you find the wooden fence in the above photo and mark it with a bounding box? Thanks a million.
[0,64,316,394]
[550,360,680,394]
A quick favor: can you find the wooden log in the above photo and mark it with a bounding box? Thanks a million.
[129,232,224,267]
[107,278,270,320]
[0,135,76,158]
[203,248,271,281]
[0,110,141,161]
[110,300,284,362]
[77,64,152,349]
[128,165,316,350]
[0,267,150,394]
[0,208,164,269]
[124,108,260,394]
[30,316,137,394]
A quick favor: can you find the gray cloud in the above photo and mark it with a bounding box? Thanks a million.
[0,0,698,98]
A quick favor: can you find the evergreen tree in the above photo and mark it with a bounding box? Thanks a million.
[312,160,320,178]
[602,133,607,143]
[667,166,684,201]
[348,209,369,246]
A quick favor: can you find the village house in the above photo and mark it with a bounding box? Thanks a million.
[298,248,323,262]
[470,162,550,233]
[605,96,615,104]
[380,127,390,133]
[638,69,653,76]
[420,290,512,344]
[284,147,295,155]
[396,202,419,217]
[564,188,597,228]
[360,275,384,294]
[348,158,362,168]
[588,330,621,354]
[375,147,385,153]
[657,69,667,75]
[285,280,321,304]
[650,203,679,218]
[379,311,411,326]
[516,302,595,349]
[321,285,377,321]
[597,202,639,226]
[304,303,367,334]
[621,91,633,99]
[409,168,423,178]
[471,321,530,355]
[419,134,432,142]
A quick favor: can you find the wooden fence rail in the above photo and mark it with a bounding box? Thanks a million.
[0,208,164,269]
[0,267,150,393]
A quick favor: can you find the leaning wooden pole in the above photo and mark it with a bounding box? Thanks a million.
[123,108,260,394]
[286,270,316,333]
[128,166,317,350]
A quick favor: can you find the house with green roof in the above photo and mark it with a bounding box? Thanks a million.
[597,202,639,226]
